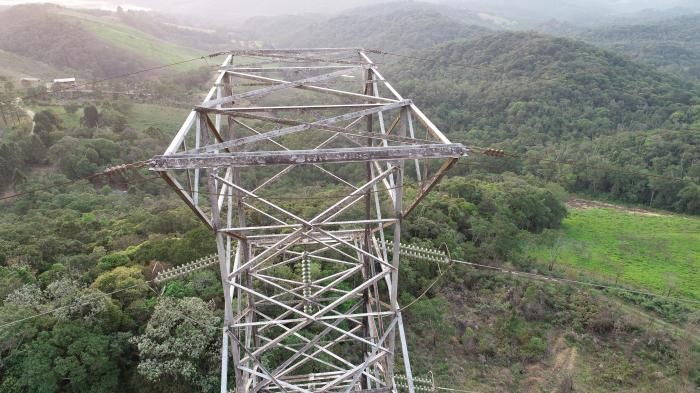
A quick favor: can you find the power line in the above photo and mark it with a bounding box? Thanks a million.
[0,281,151,330]
[0,160,151,201]
[400,244,454,312]
[365,49,491,72]
[392,242,700,306]
[446,257,700,306]
[435,387,481,393]
[18,53,224,102]
[15,51,365,102]
[0,143,691,204]
[1,141,692,203]
[462,146,694,184]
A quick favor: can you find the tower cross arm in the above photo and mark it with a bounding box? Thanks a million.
[150,144,467,170]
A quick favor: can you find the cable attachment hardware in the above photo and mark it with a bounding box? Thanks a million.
[302,251,312,315]
[481,148,507,157]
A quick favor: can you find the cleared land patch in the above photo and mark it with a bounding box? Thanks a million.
[529,205,699,301]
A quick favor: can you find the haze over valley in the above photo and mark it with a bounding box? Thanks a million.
[0,1,698,392]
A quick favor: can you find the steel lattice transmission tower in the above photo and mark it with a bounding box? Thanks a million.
[150,48,467,393]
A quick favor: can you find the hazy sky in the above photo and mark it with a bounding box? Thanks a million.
[0,0,697,20]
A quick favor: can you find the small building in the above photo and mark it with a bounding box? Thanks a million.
[20,77,41,88]
[51,77,77,91]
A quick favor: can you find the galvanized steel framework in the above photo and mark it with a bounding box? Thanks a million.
[150,48,467,393]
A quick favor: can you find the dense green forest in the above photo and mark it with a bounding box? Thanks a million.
[390,32,700,213]
[574,14,700,83]
[0,96,577,391]
[1,2,699,392]
[250,3,488,51]
[239,3,700,213]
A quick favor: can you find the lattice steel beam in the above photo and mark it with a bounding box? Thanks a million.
[151,48,467,393]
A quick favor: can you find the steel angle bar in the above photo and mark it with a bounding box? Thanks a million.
[319,317,398,393]
[185,100,411,154]
[165,54,232,155]
[222,65,358,72]
[231,311,394,328]
[222,70,398,103]
[203,67,367,108]
[207,103,387,112]
[226,111,428,147]
[154,144,464,170]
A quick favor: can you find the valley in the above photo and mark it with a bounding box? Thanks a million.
[0,1,698,392]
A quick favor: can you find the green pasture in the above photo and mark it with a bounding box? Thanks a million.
[528,208,699,301]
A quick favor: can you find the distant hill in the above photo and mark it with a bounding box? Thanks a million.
[0,49,61,80]
[578,14,700,83]
[539,14,700,83]
[0,4,204,78]
[391,32,699,145]
[112,9,251,51]
[243,2,492,51]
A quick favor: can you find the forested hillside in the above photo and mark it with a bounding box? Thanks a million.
[541,14,700,83]
[0,2,698,392]
[245,2,490,51]
[0,49,61,80]
[0,4,203,78]
[389,32,700,212]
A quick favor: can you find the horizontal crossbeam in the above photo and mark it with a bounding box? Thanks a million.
[151,144,467,169]
[196,103,388,112]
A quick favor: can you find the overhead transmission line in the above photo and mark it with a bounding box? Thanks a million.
[0,49,693,200]
[463,147,694,184]
[2,239,697,332]
[16,52,231,102]
[15,50,364,102]
[366,49,487,68]
[0,160,151,201]
[448,258,700,305]
[1,143,694,203]
[0,280,153,329]
[392,242,700,306]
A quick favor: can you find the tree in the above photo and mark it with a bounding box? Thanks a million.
[0,78,19,127]
[0,323,127,393]
[91,266,149,307]
[33,110,61,146]
[133,297,221,392]
[676,183,700,214]
[81,105,100,128]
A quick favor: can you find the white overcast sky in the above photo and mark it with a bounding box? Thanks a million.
[0,0,696,18]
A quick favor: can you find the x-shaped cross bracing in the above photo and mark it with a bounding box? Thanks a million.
[151,48,466,393]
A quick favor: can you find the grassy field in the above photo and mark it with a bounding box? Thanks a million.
[59,11,204,71]
[127,103,190,132]
[528,207,700,301]
[31,103,189,132]
[30,104,82,129]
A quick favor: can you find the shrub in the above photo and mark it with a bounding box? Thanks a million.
[97,252,130,271]
[522,336,548,360]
